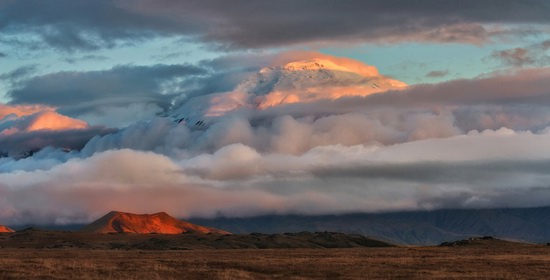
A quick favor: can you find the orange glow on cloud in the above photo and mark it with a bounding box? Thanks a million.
[0,104,55,120]
[26,111,88,131]
[1,108,89,136]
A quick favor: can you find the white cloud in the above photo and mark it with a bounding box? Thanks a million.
[2,128,550,225]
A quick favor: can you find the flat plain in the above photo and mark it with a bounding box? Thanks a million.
[1,243,549,279]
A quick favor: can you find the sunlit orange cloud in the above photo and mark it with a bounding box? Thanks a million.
[0,103,56,120]
[0,110,89,136]
[26,110,88,131]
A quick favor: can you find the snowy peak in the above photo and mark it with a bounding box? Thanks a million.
[236,61,364,96]
[281,59,354,73]
[170,56,407,124]
[235,57,405,96]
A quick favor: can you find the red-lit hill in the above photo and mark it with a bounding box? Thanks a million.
[81,211,230,234]
[0,225,14,233]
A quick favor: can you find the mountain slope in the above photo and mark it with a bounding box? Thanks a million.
[236,58,405,97]
[81,211,229,234]
[190,206,550,245]
[0,225,14,233]
[169,57,407,127]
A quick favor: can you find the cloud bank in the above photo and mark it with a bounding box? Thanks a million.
[1,54,550,225]
[1,0,549,51]
[0,105,115,157]
[6,64,207,127]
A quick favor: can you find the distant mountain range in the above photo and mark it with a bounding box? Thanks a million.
[190,206,550,245]
[7,207,550,245]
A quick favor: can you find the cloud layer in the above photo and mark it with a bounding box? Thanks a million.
[1,54,550,225]
[0,105,115,157]
[1,0,549,51]
[6,64,207,127]
[3,129,550,225]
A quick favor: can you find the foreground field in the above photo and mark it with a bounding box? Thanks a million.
[1,245,549,279]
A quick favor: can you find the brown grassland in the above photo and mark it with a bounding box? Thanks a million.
[1,244,550,279]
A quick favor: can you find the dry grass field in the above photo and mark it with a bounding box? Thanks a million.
[1,244,549,279]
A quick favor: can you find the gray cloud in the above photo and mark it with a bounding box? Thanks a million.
[489,40,550,67]
[356,68,550,107]
[0,65,39,83]
[425,70,449,78]
[62,54,109,64]
[170,53,275,108]
[4,53,272,127]
[0,126,116,158]
[7,64,207,126]
[491,48,535,67]
[244,67,550,134]
[1,0,549,51]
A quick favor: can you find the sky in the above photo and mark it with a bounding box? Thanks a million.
[1,0,550,225]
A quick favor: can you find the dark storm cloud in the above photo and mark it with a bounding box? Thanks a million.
[7,64,207,117]
[0,0,180,52]
[1,0,549,51]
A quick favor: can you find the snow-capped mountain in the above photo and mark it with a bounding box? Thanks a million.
[170,58,407,127]
[236,58,405,95]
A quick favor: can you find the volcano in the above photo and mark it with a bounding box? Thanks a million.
[0,225,14,233]
[81,211,230,234]
[170,57,407,127]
